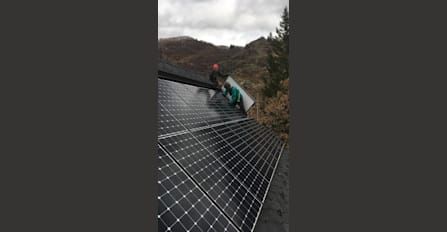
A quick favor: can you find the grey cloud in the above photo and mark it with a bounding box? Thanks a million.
[158,0,288,46]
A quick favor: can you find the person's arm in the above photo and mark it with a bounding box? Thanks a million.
[222,88,228,97]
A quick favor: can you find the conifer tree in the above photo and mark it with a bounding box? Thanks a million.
[259,7,290,142]
[263,7,289,97]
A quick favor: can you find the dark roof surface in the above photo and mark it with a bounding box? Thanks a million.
[158,61,216,89]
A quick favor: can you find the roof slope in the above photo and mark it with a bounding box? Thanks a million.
[156,64,285,232]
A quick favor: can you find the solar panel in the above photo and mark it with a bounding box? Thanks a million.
[212,121,276,178]
[190,128,269,201]
[158,145,239,232]
[157,77,285,232]
[158,104,188,136]
[159,134,261,231]
[158,79,246,132]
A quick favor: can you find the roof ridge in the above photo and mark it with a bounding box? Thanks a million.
[158,61,217,89]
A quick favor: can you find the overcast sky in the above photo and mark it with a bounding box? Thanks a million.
[158,0,289,47]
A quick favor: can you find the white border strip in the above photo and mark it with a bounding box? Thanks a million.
[158,117,250,139]
[158,130,189,140]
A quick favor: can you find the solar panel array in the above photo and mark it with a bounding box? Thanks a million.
[157,78,285,232]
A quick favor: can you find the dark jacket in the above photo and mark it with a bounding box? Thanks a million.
[209,70,228,83]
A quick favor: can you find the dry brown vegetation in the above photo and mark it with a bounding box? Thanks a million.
[258,79,289,141]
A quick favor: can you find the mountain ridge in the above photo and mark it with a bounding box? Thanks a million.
[158,36,272,104]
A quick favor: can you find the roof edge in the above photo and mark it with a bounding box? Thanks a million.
[158,70,217,89]
[158,61,218,90]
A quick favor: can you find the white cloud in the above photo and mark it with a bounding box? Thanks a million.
[158,0,289,46]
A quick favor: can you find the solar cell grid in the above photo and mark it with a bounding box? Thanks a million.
[158,104,188,136]
[179,101,228,125]
[264,140,283,179]
[161,100,209,130]
[217,120,283,183]
[158,90,184,104]
[190,128,268,201]
[157,77,285,232]
[237,124,272,151]
[233,126,267,144]
[159,79,240,118]
[210,125,250,156]
[159,134,261,231]
[189,89,217,104]
[159,79,246,130]
[218,122,271,166]
[186,99,244,124]
[177,112,209,129]
[253,135,281,179]
[224,120,260,136]
[227,126,265,153]
[209,123,275,198]
[175,87,205,102]
[239,128,276,176]
[159,78,187,90]
[221,124,286,202]
[157,146,239,232]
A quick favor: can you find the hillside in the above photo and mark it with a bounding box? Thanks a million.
[158,36,272,106]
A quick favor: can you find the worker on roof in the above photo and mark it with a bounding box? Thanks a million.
[209,63,228,89]
[223,82,246,115]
